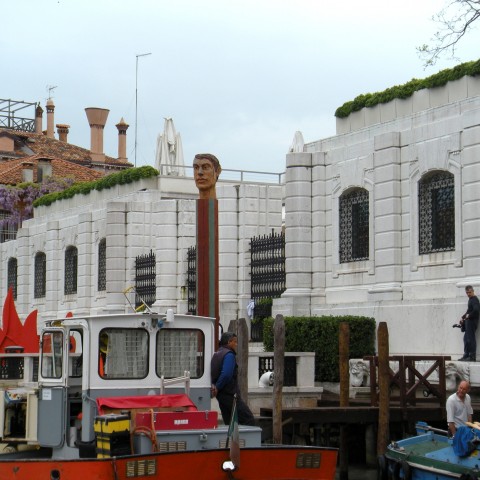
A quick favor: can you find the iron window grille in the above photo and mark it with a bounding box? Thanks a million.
[34,252,46,299]
[98,238,106,292]
[419,171,455,254]
[64,246,78,295]
[339,189,369,263]
[187,246,197,315]
[135,250,156,309]
[7,257,17,300]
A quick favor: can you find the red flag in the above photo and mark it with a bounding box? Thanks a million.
[1,287,23,351]
[21,310,39,353]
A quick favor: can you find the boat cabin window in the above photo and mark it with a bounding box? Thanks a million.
[98,328,148,379]
[41,331,63,379]
[156,329,204,379]
[69,330,83,378]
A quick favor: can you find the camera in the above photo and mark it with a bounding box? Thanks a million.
[452,324,462,328]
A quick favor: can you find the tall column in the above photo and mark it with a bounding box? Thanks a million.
[274,152,312,317]
[196,199,219,345]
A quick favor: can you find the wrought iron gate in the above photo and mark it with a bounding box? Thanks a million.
[134,250,156,309]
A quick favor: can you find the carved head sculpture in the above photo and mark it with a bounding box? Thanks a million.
[349,359,369,387]
[193,153,222,199]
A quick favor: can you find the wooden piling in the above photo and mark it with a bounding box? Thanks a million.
[377,321,390,455]
[339,322,350,480]
[273,314,285,444]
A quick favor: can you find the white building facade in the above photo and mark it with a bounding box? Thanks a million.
[276,75,480,358]
[2,176,282,329]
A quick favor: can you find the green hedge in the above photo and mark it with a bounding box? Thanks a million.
[335,59,480,118]
[263,316,376,382]
[33,165,159,208]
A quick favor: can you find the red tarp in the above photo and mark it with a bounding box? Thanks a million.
[96,394,198,415]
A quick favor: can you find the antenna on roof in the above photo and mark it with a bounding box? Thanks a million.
[46,85,58,100]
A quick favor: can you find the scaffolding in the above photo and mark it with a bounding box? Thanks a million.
[0,99,37,132]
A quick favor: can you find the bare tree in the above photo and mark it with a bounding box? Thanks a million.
[418,0,480,66]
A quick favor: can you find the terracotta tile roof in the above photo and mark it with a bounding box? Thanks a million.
[0,154,104,185]
[0,129,132,167]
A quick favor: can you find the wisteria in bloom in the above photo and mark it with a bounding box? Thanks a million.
[0,176,75,231]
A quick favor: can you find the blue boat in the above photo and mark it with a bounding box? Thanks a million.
[381,422,480,479]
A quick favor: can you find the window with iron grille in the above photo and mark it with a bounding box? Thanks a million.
[98,238,106,291]
[187,246,196,314]
[419,171,455,254]
[64,246,78,295]
[34,252,46,298]
[339,188,369,263]
[7,257,17,300]
[135,250,156,309]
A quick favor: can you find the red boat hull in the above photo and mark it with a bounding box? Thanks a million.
[0,446,337,479]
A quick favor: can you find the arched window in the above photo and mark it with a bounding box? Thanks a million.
[34,252,47,299]
[339,188,369,263]
[64,246,78,295]
[98,238,106,291]
[7,257,17,300]
[419,171,454,254]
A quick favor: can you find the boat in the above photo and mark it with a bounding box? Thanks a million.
[0,304,338,479]
[382,421,480,479]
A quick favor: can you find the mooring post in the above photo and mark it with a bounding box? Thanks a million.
[273,314,285,444]
[339,322,350,480]
[377,321,390,455]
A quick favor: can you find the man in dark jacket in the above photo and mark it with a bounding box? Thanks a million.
[211,332,255,426]
[459,285,480,361]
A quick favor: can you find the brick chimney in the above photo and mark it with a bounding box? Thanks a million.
[115,118,129,162]
[46,99,55,138]
[35,105,44,134]
[56,124,70,142]
[22,161,34,182]
[85,107,109,163]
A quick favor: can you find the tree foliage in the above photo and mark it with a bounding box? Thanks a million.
[419,0,480,66]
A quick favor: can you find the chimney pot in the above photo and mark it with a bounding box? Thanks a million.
[85,107,110,163]
[35,105,44,134]
[56,124,70,142]
[46,99,55,139]
[115,117,129,162]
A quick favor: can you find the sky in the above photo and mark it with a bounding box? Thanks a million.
[1,0,479,175]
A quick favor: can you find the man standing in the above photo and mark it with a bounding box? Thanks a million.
[211,332,255,426]
[459,285,480,361]
[446,380,473,436]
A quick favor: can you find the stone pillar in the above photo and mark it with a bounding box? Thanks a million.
[45,220,61,320]
[105,202,128,313]
[76,212,93,315]
[368,132,403,301]
[274,152,312,317]
[152,200,178,310]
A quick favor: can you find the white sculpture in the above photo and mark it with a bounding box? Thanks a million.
[445,361,470,391]
[259,371,274,388]
[349,360,370,387]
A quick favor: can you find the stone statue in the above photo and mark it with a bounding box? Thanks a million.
[349,359,370,387]
[445,361,470,391]
[193,153,222,199]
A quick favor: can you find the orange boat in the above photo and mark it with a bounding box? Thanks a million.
[0,310,337,479]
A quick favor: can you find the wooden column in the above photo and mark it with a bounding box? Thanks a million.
[339,322,350,480]
[273,314,285,444]
[196,198,219,346]
[377,322,390,455]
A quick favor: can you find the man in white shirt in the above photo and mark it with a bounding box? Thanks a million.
[446,380,473,436]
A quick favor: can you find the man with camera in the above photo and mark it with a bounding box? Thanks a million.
[458,286,480,362]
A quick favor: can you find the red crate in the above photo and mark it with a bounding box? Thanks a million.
[135,410,218,431]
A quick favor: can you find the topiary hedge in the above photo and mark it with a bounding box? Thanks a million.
[33,165,159,208]
[263,315,376,382]
[335,59,480,118]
